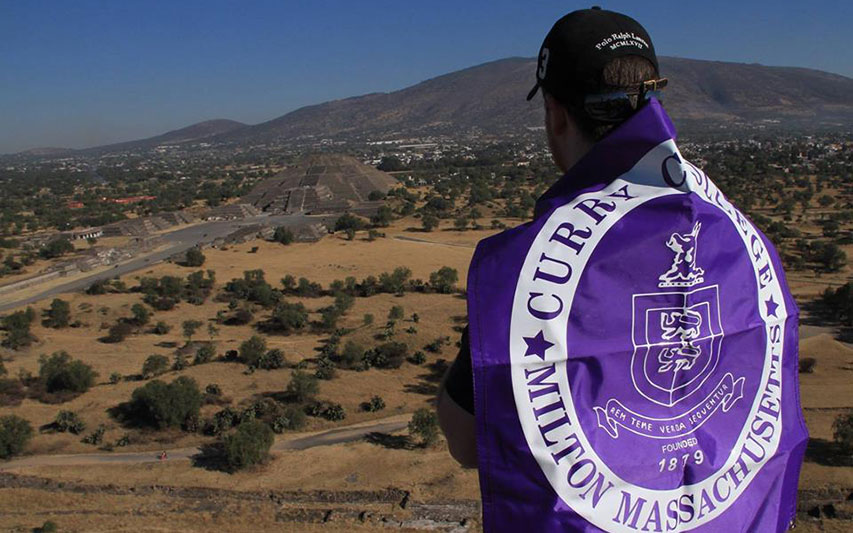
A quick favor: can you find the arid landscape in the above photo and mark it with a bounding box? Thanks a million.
[0,214,489,532]
[2,6,853,528]
[1,181,852,531]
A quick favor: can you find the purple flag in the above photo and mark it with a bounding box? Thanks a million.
[467,99,808,532]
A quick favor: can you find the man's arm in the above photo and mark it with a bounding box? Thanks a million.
[436,327,478,468]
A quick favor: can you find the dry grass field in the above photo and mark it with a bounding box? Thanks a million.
[0,210,851,532]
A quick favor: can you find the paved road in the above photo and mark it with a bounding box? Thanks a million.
[0,214,320,313]
[0,415,410,470]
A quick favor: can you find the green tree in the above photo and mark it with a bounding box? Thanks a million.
[320,306,341,331]
[271,406,306,433]
[380,320,396,340]
[54,410,86,434]
[86,279,108,295]
[273,226,294,245]
[182,319,203,343]
[315,356,336,380]
[421,214,439,232]
[172,352,188,371]
[364,341,408,369]
[227,308,254,326]
[142,354,170,379]
[816,243,847,273]
[388,305,405,321]
[408,408,439,447]
[34,520,58,533]
[295,277,322,297]
[377,156,404,172]
[184,247,206,267]
[408,351,427,365]
[152,321,171,335]
[239,335,267,367]
[258,348,287,370]
[194,343,217,365]
[281,274,296,292]
[833,412,853,452]
[334,293,354,314]
[81,425,105,445]
[39,238,74,259]
[819,283,853,326]
[223,419,274,471]
[340,341,364,369]
[307,401,345,421]
[44,298,71,328]
[361,395,386,412]
[38,351,97,394]
[103,321,133,343]
[267,302,308,334]
[371,206,394,227]
[817,195,835,208]
[130,303,151,326]
[128,376,202,429]
[286,370,319,402]
[0,415,33,459]
[379,266,411,294]
[334,213,365,232]
[2,307,36,350]
[429,266,459,294]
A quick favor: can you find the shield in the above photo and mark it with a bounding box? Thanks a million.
[631,285,724,407]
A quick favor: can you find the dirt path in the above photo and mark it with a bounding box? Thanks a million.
[0,414,410,470]
[393,235,475,248]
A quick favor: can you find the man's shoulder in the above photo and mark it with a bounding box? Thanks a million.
[472,220,539,265]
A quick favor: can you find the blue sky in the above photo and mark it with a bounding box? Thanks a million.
[1,0,851,153]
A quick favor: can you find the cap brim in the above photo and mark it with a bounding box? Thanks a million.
[526,83,540,101]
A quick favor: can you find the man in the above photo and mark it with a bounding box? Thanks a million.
[437,7,807,532]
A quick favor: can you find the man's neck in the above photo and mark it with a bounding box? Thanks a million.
[558,135,594,174]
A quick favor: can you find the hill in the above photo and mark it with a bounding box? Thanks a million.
[76,119,249,155]
[216,56,853,143]
[16,56,853,157]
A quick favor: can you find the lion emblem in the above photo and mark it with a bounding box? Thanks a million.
[657,309,703,373]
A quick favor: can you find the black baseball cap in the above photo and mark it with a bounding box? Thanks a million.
[527,6,661,104]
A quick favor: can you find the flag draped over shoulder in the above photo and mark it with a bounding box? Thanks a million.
[467,99,808,533]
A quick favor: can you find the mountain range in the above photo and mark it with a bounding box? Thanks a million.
[18,56,853,156]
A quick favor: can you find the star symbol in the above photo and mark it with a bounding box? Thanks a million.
[523,330,554,360]
[765,296,779,317]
